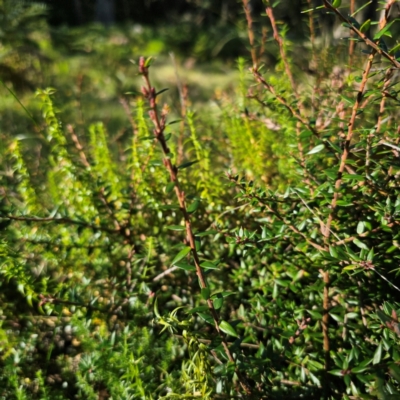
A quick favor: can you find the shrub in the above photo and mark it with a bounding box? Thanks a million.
[2,0,400,399]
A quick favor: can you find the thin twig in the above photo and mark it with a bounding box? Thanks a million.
[251,70,318,137]
[242,0,258,67]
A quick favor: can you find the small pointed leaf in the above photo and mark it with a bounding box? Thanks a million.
[174,261,196,271]
[156,88,169,96]
[178,160,199,170]
[219,320,239,337]
[171,246,191,266]
[187,199,200,213]
[373,342,383,365]
[307,144,325,155]
[167,225,186,231]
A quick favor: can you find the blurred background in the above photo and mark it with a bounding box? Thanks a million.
[0,0,385,145]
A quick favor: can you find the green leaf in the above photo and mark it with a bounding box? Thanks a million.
[198,312,214,325]
[187,306,208,314]
[330,313,344,323]
[376,310,392,325]
[211,291,235,299]
[374,19,396,41]
[307,144,325,155]
[329,369,344,376]
[149,160,162,167]
[359,19,371,33]
[195,230,218,237]
[213,297,223,310]
[195,236,201,252]
[336,200,353,207]
[272,282,278,299]
[347,16,360,29]
[187,199,200,213]
[201,287,210,300]
[174,261,196,271]
[342,174,364,181]
[144,56,153,67]
[351,358,372,374]
[327,140,343,154]
[167,225,185,231]
[356,221,365,234]
[275,279,290,287]
[390,42,400,55]
[353,238,368,250]
[167,119,182,125]
[329,246,338,258]
[165,182,175,194]
[200,261,219,270]
[171,246,191,266]
[307,310,323,319]
[178,160,199,170]
[156,88,169,96]
[219,320,239,337]
[154,297,161,318]
[389,363,400,382]
[367,247,374,262]
[373,342,382,365]
[342,264,359,272]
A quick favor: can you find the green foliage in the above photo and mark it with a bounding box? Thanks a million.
[2,0,400,399]
[0,0,48,91]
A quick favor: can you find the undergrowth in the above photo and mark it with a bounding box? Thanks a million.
[2,0,400,399]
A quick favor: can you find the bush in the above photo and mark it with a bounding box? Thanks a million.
[2,0,400,399]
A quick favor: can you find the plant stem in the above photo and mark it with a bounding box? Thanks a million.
[138,57,252,396]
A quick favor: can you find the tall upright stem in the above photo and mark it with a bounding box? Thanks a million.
[138,57,252,396]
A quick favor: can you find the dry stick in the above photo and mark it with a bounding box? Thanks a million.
[138,58,252,396]
[376,68,394,134]
[323,52,376,237]
[348,0,356,66]
[258,26,268,61]
[319,50,376,394]
[265,2,297,97]
[242,0,258,67]
[67,124,90,168]
[323,0,396,237]
[366,67,394,174]
[265,2,312,179]
[307,0,316,54]
[307,0,319,123]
